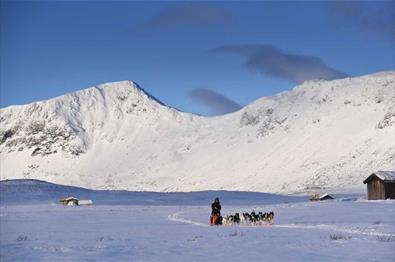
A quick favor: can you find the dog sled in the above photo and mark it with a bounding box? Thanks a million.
[210,211,274,226]
[210,214,222,225]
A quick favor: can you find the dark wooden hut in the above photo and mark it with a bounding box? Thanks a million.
[363,171,395,200]
[309,193,334,201]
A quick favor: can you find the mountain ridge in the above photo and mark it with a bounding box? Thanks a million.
[1,71,394,193]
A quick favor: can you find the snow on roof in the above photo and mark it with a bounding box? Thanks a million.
[60,196,79,201]
[375,171,395,181]
[309,193,334,201]
[363,171,395,184]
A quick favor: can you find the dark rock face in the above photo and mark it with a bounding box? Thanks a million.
[0,121,84,156]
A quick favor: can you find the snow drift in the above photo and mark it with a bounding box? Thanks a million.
[0,72,394,193]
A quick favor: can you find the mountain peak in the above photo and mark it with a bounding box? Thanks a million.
[91,80,165,107]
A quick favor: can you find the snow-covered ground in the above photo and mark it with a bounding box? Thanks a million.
[1,180,394,261]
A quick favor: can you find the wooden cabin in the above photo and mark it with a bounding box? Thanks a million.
[363,171,395,200]
[59,196,79,206]
[310,193,334,201]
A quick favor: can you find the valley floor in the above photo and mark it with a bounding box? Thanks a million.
[1,197,394,261]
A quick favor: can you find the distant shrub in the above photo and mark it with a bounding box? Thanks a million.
[330,234,350,240]
[377,235,395,242]
[228,231,246,237]
[16,235,28,242]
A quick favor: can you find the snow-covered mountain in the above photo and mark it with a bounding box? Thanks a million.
[1,72,394,193]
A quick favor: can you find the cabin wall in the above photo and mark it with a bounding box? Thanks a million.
[367,177,385,200]
[384,183,395,199]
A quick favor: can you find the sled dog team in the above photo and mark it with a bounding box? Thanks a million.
[222,211,274,225]
[210,197,274,226]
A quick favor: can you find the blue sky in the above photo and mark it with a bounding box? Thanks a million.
[1,1,394,115]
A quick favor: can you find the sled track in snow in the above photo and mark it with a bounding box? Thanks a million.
[168,212,394,237]
[274,224,394,237]
[168,211,209,227]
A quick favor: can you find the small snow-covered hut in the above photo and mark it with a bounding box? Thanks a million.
[310,193,334,201]
[78,200,93,206]
[60,196,79,206]
[363,171,395,200]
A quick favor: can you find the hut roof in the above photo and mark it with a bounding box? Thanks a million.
[60,196,79,201]
[310,193,334,201]
[363,171,395,184]
[319,194,333,199]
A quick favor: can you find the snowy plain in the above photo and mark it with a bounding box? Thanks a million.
[1,180,394,261]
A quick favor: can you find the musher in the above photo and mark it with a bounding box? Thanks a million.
[210,197,222,225]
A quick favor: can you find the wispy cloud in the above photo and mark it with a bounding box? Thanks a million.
[211,44,349,83]
[328,2,395,40]
[188,88,241,115]
[141,3,234,31]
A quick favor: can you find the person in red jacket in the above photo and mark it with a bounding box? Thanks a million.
[210,198,222,225]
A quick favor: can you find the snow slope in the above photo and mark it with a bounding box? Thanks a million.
[0,72,394,193]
